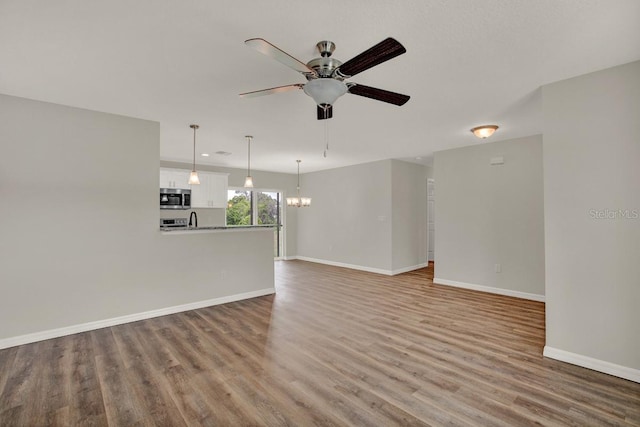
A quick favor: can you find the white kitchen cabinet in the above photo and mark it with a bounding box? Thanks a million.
[160,168,191,189]
[191,171,228,208]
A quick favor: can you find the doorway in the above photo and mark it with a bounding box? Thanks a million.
[427,179,435,262]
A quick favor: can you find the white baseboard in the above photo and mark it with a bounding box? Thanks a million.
[292,256,426,276]
[0,288,275,350]
[391,263,428,275]
[433,277,545,302]
[294,256,390,274]
[543,346,640,383]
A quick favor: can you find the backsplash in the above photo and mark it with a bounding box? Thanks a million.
[160,208,226,227]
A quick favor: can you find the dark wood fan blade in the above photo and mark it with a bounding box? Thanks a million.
[239,84,304,98]
[245,38,316,76]
[348,84,410,106]
[335,38,406,78]
[317,104,333,120]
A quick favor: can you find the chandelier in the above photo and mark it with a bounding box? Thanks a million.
[286,160,311,207]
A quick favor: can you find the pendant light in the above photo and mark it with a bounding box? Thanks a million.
[244,135,254,188]
[188,124,200,185]
[286,160,311,207]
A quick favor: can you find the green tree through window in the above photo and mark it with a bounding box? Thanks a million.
[257,192,278,225]
[226,191,251,225]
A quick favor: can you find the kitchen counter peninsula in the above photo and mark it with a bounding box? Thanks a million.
[154,225,276,301]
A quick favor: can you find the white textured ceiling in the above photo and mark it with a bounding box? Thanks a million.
[1,0,639,173]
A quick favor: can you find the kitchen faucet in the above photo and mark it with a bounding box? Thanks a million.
[188,211,198,228]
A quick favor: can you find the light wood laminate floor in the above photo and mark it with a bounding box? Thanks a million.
[1,260,638,426]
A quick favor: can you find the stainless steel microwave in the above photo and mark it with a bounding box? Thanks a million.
[160,188,191,210]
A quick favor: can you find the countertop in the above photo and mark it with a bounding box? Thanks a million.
[160,225,280,235]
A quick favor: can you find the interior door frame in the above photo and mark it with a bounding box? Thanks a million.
[427,178,435,263]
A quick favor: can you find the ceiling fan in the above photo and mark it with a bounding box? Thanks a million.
[240,37,410,120]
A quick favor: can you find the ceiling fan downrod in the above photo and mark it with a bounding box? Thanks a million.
[316,41,336,58]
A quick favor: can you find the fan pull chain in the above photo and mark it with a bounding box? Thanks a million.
[323,119,329,158]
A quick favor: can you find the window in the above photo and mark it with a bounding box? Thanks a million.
[226,190,252,225]
[256,191,279,225]
[226,188,283,258]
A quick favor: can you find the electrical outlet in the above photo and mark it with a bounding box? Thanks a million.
[494,264,502,273]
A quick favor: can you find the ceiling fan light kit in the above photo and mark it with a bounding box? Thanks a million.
[240,37,410,120]
[471,125,499,139]
[303,79,347,106]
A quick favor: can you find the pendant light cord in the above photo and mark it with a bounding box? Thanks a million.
[189,124,199,172]
[192,126,196,170]
[296,160,302,204]
[247,136,251,176]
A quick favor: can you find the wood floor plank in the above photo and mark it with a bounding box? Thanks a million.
[112,323,187,426]
[0,345,18,400]
[0,341,44,425]
[37,336,72,425]
[0,342,36,417]
[1,260,639,426]
[91,328,148,426]
[67,333,108,426]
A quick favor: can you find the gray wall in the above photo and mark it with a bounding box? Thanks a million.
[391,160,428,271]
[297,160,393,271]
[0,94,274,344]
[433,135,545,299]
[297,159,428,274]
[425,165,434,180]
[542,60,640,373]
[161,160,298,257]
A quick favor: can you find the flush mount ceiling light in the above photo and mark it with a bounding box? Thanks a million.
[471,125,499,139]
[286,160,311,208]
[244,135,254,188]
[188,124,200,185]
